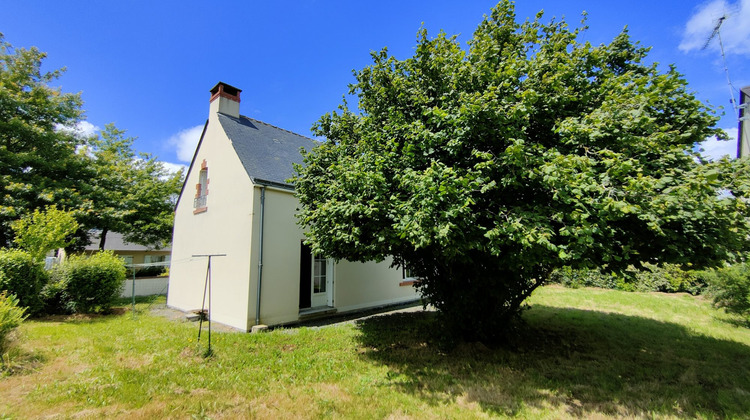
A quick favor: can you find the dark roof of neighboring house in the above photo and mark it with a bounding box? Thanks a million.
[217,113,319,188]
[84,231,171,252]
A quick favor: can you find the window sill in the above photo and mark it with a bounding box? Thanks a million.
[399,279,418,287]
[193,207,208,215]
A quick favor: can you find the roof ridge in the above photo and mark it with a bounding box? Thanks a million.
[240,114,315,142]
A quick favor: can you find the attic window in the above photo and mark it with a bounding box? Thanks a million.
[194,160,209,214]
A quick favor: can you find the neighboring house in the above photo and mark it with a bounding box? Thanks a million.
[167,82,419,331]
[84,231,171,267]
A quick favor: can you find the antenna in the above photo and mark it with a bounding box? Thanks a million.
[702,16,725,50]
[702,14,739,117]
[701,13,747,158]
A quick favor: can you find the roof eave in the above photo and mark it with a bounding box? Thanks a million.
[251,177,296,191]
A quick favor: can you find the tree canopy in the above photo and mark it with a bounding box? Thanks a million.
[0,34,183,250]
[80,124,182,250]
[293,1,750,342]
[11,205,78,261]
[0,33,86,247]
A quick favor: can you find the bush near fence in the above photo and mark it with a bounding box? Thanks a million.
[49,251,126,314]
[0,292,27,355]
[0,249,47,315]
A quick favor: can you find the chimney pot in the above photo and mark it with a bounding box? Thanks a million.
[209,82,242,118]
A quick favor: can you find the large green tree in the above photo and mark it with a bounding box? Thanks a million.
[80,124,182,250]
[0,33,87,247]
[0,34,183,250]
[294,1,750,342]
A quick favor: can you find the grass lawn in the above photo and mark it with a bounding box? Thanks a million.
[1,286,749,419]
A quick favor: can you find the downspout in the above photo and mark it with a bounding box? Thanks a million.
[255,186,266,326]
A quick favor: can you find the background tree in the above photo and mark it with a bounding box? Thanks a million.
[1,35,183,250]
[294,1,750,342]
[80,124,182,250]
[0,33,87,247]
[11,205,78,261]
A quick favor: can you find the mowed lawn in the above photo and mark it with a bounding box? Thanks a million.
[1,286,749,419]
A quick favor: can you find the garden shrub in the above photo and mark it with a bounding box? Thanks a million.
[51,251,126,313]
[632,263,704,295]
[550,263,704,294]
[40,277,71,315]
[0,249,48,314]
[549,266,622,290]
[700,263,750,321]
[0,292,27,355]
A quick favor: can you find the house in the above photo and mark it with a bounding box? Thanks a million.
[84,231,171,267]
[83,231,171,297]
[167,82,419,331]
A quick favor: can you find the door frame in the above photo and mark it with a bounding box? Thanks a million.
[310,254,334,307]
[300,242,334,309]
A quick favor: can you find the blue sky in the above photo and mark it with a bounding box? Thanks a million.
[1,0,748,171]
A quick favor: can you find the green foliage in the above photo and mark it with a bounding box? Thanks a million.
[0,248,48,314]
[550,263,706,294]
[11,205,78,261]
[39,274,69,315]
[293,1,750,342]
[126,264,168,278]
[49,251,126,313]
[549,266,622,290]
[700,263,750,321]
[0,34,87,247]
[0,35,182,250]
[632,263,704,294]
[80,125,183,250]
[0,292,27,355]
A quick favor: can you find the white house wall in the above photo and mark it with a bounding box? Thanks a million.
[250,187,420,327]
[247,187,301,326]
[334,259,420,313]
[167,115,255,331]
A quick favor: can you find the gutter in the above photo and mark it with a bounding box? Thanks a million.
[255,185,266,326]
[251,177,296,192]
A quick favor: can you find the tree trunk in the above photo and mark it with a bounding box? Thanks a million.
[98,227,108,250]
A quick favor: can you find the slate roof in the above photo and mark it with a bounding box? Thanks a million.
[217,113,319,188]
[84,231,171,252]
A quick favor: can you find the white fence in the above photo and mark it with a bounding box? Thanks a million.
[120,276,169,298]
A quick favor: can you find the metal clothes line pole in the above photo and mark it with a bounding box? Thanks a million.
[131,267,136,317]
[193,254,226,355]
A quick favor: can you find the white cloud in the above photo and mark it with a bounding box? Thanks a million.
[55,120,101,139]
[167,125,204,162]
[161,161,188,175]
[698,127,738,160]
[680,0,750,55]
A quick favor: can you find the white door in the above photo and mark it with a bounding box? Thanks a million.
[311,254,334,307]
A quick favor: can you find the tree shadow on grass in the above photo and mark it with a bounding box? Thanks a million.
[354,306,750,418]
[716,314,750,330]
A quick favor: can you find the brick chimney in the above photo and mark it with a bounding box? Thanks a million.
[209,82,242,118]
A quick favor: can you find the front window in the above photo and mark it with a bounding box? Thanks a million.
[313,254,327,293]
